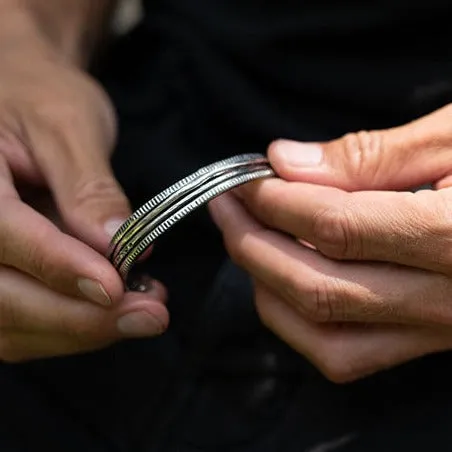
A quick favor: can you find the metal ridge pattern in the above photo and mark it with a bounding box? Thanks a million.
[108,154,275,284]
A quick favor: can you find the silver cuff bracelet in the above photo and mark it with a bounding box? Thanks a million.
[108,153,275,286]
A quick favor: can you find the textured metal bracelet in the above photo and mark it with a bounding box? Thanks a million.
[108,153,275,285]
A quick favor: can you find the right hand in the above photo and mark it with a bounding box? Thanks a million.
[0,36,169,362]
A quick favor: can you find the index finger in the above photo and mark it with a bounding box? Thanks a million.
[209,192,452,327]
[236,179,452,275]
[0,156,124,305]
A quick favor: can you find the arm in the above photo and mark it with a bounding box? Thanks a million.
[0,0,118,66]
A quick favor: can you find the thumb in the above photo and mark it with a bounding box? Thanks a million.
[25,114,130,253]
[268,104,452,191]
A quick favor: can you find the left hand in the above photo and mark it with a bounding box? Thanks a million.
[209,104,452,382]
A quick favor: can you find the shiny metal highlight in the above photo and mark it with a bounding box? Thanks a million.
[108,153,275,283]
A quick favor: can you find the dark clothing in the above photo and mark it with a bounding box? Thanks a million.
[2,1,452,450]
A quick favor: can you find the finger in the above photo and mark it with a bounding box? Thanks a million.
[0,278,167,361]
[210,193,452,325]
[0,267,169,340]
[0,114,45,186]
[24,102,130,252]
[255,284,452,383]
[0,153,128,305]
[268,104,452,190]
[0,195,128,305]
[237,179,452,275]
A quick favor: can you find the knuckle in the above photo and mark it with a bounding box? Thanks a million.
[0,208,56,283]
[224,235,247,268]
[63,321,96,344]
[286,275,342,322]
[312,205,362,260]
[71,176,128,212]
[226,242,242,267]
[27,73,116,145]
[20,240,48,282]
[320,358,359,384]
[341,130,385,185]
[28,78,115,150]
[0,291,19,330]
[60,311,108,345]
[422,191,452,235]
[33,98,82,132]
[315,341,363,384]
[15,230,54,284]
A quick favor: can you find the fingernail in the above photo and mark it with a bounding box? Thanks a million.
[274,140,323,167]
[104,218,126,238]
[117,311,165,337]
[77,278,112,306]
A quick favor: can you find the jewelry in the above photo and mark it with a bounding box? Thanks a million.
[108,153,275,285]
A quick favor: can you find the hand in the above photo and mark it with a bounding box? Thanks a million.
[0,38,168,362]
[209,104,452,382]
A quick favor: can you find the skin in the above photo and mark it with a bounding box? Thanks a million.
[209,104,452,383]
[3,1,449,377]
[0,0,169,362]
